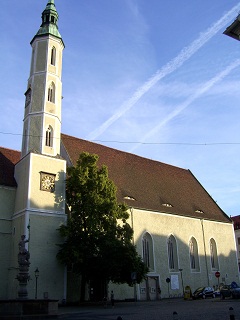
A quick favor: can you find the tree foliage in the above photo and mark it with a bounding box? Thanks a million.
[57,152,148,299]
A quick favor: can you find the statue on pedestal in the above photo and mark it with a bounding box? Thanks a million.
[16,235,30,299]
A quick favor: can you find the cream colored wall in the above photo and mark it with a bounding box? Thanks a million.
[0,187,16,220]
[7,214,26,298]
[48,36,64,78]
[8,151,66,299]
[111,208,238,301]
[0,187,16,298]
[23,36,64,158]
[29,153,66,212]
[6,212,66,300]
[35,41,47,72]
[29,115,42,152]
[31,74,45,113]
[234,228,240,272]
[14,156,30,214]
[42,37,63,156]
[23,213,66,301]
[15,152,66,214]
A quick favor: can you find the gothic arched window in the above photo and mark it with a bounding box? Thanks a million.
[48,82,55,103]
[45,126,53,147]
[51,47,56,66]
[167,235,179,271]
[189,237,200,271]
[210,238,219,270]
[142,232,154,271]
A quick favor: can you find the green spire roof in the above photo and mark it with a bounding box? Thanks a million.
[32,0,62,42]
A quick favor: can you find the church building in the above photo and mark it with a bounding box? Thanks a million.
[0,0,238,303]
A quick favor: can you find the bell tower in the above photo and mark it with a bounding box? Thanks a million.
[21,0,64,157]
[10,0,67,301]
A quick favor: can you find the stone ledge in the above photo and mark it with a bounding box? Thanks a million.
[0,299,58,317]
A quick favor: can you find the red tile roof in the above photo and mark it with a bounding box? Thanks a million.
[0,136,231,223]
[0,147,20,187]
[231,216,240,230]
[61,134,231,223]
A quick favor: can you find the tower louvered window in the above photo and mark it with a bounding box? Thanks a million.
[48,82,55,103]
[51,47,56,66]
[46,126,53,147]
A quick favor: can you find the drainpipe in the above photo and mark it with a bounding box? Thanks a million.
[201,219,210,286]
[130,207,134,245]
[130,207,137,300]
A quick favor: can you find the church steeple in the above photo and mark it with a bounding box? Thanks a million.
[12,0,66,303]
[32,0,62,42]
[21,0,64,158]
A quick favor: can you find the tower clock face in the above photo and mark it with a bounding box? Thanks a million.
[40,173,55,191]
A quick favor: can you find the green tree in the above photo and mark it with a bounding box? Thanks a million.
[57,152,148,301]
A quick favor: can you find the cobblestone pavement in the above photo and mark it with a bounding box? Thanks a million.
[58,298,240,320]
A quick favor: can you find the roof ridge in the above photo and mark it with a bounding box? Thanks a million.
[61,133,188,172]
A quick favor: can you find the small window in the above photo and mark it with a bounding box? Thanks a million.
[48,82,55,103]
[51,47,56,66]
[45,126,53,147]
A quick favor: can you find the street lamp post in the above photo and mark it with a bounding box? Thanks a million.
[35,268,39,299]
[179,268,184,296]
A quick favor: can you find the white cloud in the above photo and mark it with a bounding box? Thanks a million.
[86,3,240,141]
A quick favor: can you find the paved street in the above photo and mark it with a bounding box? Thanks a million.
[58,298,240,320]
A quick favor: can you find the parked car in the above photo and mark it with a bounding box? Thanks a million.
[192,287,215,299]
[213,289,221,297]
[220,282,240,299]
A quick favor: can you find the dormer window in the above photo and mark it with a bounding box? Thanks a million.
[195,209,204,214]
[162,203,173,208]
[123,196,136,201]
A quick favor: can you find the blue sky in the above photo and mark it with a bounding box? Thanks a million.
[1,0,240,216]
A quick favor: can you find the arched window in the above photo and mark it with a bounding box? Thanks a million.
[167,235,178,271]
[51,47,56,66]
[142,232,154,271]
[48,82,55,103]
[45,126,53,147]
[189,237,200,271]
[210,238,219,270]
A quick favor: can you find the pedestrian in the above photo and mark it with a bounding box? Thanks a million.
[111,290,115,308]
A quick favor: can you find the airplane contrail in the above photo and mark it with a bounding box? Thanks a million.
[129,59,240,152]
[86,3,240,141]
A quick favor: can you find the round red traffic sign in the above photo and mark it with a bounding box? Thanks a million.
[215,271,220,278]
